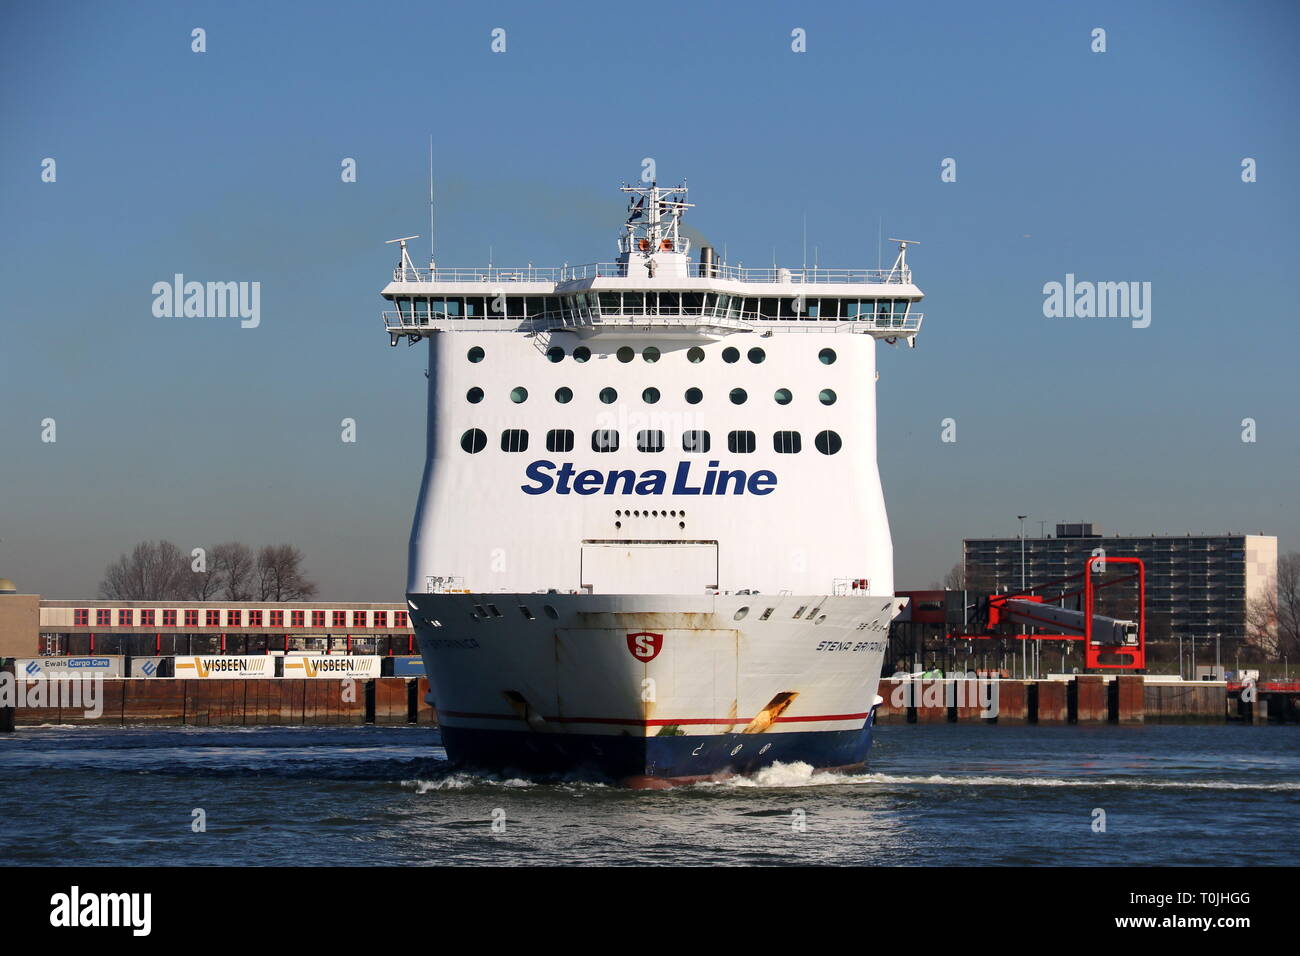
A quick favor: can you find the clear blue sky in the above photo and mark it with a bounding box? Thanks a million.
[2,0,1296,600]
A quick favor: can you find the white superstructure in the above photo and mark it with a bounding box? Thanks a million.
[382,181,924,785]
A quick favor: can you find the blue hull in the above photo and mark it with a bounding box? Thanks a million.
[439,715,876,786]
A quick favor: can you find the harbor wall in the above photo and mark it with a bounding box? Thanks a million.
[12,677,436,727]
[873,676,1263,724]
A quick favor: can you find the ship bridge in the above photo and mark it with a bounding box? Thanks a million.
[382,182,923,344]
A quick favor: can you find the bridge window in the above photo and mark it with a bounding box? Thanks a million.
[728,431,756,454]
[546,429,575,453]
[815,430,843,455]
[600,293,621,313]
[592,430,620,453]
[500,429,529,453]
[637,430,665,452]
[681,292,703,312]
[758,298,778,319]
[460,428,487,454]
[623,292,645,314]
[774,431,802,454]
[683,430,711,453]
[819,298,840,318]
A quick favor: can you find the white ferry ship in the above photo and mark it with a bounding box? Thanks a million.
[382,180,923,786]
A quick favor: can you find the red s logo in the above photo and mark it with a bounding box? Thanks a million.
[626,631,663,662]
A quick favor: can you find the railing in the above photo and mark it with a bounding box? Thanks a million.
[383,309,923,336]
[392,262,913,285]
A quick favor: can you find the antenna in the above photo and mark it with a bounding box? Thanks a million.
[386,235,421,277]
[802,212,807,272]
[427,135,437,266]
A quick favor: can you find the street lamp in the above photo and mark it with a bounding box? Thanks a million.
[1018,515,1028,678]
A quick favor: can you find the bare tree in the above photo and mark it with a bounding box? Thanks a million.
[99,540,189,600]
[1248,552,1300,660]
[212,542,256,601]
[256,544,318,601]
[178,548,223,601]
[943,562,965,590]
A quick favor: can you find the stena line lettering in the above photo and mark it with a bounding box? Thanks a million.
[521,460,777,496]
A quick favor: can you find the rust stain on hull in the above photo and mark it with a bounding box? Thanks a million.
[741,691,799,734]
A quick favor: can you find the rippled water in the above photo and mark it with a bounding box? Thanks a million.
[1,723,1295,865]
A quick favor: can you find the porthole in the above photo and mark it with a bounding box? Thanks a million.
[599,387,618,404]
[555,386,573,404]
[819,389,837,405]
[617,346,635,363]
[815,430,843,455]
[734,606,750,621]
[573,346,591,363]
[722,347,740,363]
[510,386,528,404]
[466,387,484,404]
[815,614,827,625]
[642,387,660,404]
[818,348,836,365]
[467,346,485,363]
[460,429,487,454]
[642,347,660,363]
[546,346,565,363]
[774,388,792,405]
[685,387,703,405]
[543,605,559,620]
[748,347,765,364]
[729,387,747,405]
[687,347,705,363]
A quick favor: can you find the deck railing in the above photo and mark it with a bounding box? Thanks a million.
[382,309,922,336]
[392,262,913,285]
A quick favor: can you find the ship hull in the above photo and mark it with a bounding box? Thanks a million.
[439,722,875,788]
[410,591,896,787]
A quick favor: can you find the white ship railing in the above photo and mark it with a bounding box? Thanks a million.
[392,263,913,285]
[383,310,922,336]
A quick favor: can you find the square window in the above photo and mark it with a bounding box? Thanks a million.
[74,609,89,626]
[96,609,111,626]
[352,611,368,628]
[293,610,306,627]
[140,609,155,627]
[206,610,220,626]
[332,611,346,628]
[117,609,133,626]
[184,609,198,627]
[311,610,325,627]
[249,609,263,627]
[270,609,284,627]
[373,611,388,628]
[394,611,408,628]
[227,609,241,627]
[164,609,178,627]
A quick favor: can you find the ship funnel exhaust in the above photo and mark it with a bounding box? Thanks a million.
[699,245,716,277]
